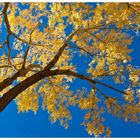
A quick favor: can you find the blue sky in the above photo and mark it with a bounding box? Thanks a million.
[1,2,140,138]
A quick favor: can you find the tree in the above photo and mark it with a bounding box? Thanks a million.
[0,2,140,137]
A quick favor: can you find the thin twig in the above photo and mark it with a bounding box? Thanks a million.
[0,40,7,49]
[12,32,49,47]
[22,24,39,68]
[86,30,107,44]
[69,45,95,58]
[48,77,57,94]
[94,86,112,107]
[94,80,128,95]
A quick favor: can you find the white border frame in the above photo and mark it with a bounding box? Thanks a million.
[1,0,140,2]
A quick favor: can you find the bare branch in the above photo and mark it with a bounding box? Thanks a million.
[6,34,11,64]
[0,56,23,61]
[48,77,57,94]
[22,24,39,69]
[94,69,117,78]
[6,33,18,70]
[94,80,127,95]
[69,45,95,58]
[0,40,7,49]
[86,30,107,44]
[0,65,12,68]
[94,86,112,106]
[3,3,11,34]
[0,62,25,69]
[0,3,9,16]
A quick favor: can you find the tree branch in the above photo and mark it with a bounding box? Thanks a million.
[2,3,49,48]
[0,69,127,112]
[0,65,12,68]
[22,24,39,69]
[127,3,140,16]
[86,30,107,44]
[94,80,127,95]
[0,69,59,112]
[44,28,81,70]
[2,3,18,70]
[48,77,57,94]
[6,33,18,70]
[1,3,9,15]
[69,44,95,58]
[94,86,112,107]
[12,32,50,47]
[3,3,11,34]
[43,23,131,71]
[6,34,11,64]
[0,64,41,92]
[0,8,130,113]
[0,40,7,49]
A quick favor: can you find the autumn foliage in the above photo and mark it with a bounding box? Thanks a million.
[0,2,140,137]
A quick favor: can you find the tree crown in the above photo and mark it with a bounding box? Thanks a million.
[0,2,140,137]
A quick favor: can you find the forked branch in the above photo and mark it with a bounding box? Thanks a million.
[0,69,127,112]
